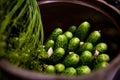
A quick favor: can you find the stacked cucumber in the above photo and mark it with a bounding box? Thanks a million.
[44,21,110,75]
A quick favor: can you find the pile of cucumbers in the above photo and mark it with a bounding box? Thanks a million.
[43,21,110,75]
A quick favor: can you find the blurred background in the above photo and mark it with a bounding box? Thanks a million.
[103,1,120,80]
[105,0,120,9]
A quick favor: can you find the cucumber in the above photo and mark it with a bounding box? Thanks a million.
[94,61,109,70]
[49,47,65,64]
[55,63,65,73]
[86,30,101,45]
[64,31,73,40]
[46,28,63,41]
[63,67,77,75]
[68,37,80,52]
[75,21,90,41]
[76,42,93,54]
[94,42,108,53]
[44,39,54,51]
[54,34,68,50]
[67,25,77,34]
[79,50,93,66]
[76,65,91,75]
[96,53,110,63]
[62,53,80,68]
[44,65,56,74]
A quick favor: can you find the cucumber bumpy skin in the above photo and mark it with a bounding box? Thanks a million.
[62,53,80,68]
[93,53,110,67]
[55,63,65,73]
[76,42,93,54]
[44,65,56,74]
[67,25,77,34]
[64,31,73,40]
[93,61,109,70]
[79,50,93,66]
[94,42,108,53]
[75,21,90,41]
[49,47,65,64]
[86,30,101,45]
[46,28,63,41]
[44,39,54,51]
[96,53,110,63]
[68,37,80,52]
[54,34,68,50]
[76,65,91,75]
[63,67,77,75]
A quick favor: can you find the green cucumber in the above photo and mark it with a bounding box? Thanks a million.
[55,63,65,73]
[64,31,73,40]
[44,65,56,74]
[76,65,91,75]
[96,53,110,63]
[94,61,109,70]
[67,25,77,34]
[62,53,80,68]
[49,47,65,64]
[44,39,54,51]
[63,67,77,75]
[76,42,93,54]
[46,28,63,41]
[54,34,68,50]
[94,42,108,53]
[86,30,101,45]
[68,37,80,52]
[79,50,93,66]
[75,21,90,41]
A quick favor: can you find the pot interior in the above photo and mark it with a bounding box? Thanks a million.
[39,1,120,61]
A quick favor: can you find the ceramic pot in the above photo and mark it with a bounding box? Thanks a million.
[0,0,120,80]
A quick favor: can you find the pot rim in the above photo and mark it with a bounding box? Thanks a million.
[97,0,120,15]
[0,54,120,80]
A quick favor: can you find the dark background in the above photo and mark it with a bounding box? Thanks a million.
[105,1,120,79]
[105,0,120,9]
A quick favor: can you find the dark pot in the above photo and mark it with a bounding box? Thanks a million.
[0,0,120,80]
